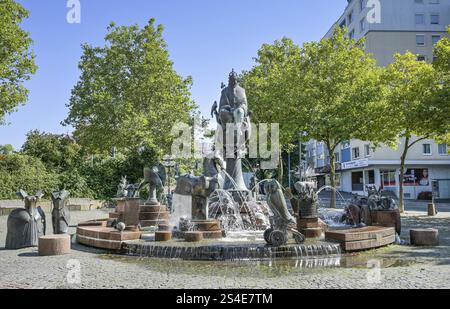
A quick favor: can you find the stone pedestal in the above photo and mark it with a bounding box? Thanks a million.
[155,231,172,242]
[139,204,170,228]
[123,198,141,227]
[39,235,71,256]
[297,218,323,239]
[410,229,439,246]
[371,210,402,234]
[326,226,396,252]
[158,224,171,232]
[185,232,204,242]
[179,220,223,242]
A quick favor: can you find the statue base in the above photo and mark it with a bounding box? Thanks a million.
[177,219,224,241]
[297,217,324,239]
[139,203,170,229]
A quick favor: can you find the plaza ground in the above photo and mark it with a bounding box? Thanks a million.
[1,203,450,289]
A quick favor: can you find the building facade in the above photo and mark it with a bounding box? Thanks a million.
[306,0,450,200]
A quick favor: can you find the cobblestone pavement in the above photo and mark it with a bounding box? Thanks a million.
[0,209,449,289]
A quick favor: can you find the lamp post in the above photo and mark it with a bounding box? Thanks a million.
[162,155,177,204]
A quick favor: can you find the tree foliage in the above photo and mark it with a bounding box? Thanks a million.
[382,52,450,211]
[64,18,196,156]
[242,28,390,205]
[0,154,58,199]
[0,0,37,124]
[21,130,83,171]
[432,27,450,145]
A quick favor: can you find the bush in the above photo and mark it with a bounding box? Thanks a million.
[0,154,59,199]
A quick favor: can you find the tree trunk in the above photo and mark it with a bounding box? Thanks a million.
[329,151,337,209]
[399,136,410,213]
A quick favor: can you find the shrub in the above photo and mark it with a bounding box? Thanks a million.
[0,154,59,199]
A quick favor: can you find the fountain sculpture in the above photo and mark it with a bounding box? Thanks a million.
[5,190,46,249]
[292,181,326,239]
[263,180,305,246]
[51,190,71,234]
[75,70,399,259]
[211,69,251,199]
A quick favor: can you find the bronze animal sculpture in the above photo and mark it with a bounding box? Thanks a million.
[367,185,398,211]
[264,180,305,246]
[116,176,129,198]
[5,190,46,249]
[175,174,220,221]
[139,165,166,205]
[51,190,70,234]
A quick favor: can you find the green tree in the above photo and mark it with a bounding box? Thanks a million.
[383,52,450,212]
[295,28,393,208]
[243,29,392,207]
[0,154,58,199]
[0,144,14,154]
[432,28,450,146]
[0,0,37,124]
[21,130,83,171]
[241,38,302,183]
[64,18,196,157]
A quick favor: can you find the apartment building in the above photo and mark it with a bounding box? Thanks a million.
[306,0,450,200]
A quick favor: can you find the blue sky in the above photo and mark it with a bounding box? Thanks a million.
[1,0,347,149]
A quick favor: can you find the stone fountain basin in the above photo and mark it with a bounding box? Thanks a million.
[122,236,341,261]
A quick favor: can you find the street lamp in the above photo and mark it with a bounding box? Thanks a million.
[162,154,177,205]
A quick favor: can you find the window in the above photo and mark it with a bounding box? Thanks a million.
[415,0,424,3]
[416,35,425,46]
[352,172,364,191]
[432,35,441,45]
[438,144,448,155]
[360,0,365,12]
[429,0,440,4]
[352,147,360,160]
[335,152,341,163]
[417,55,426,61]
[423,144,432,155]
[381,170,397,187]
[415,14,425,25]
[365,144,371,157]
[430,14,440,25]
[339,20,346,29]
[365,170,375,185]
[348,11,354,24]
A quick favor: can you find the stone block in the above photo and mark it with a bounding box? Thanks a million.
[301,228,323,239]
[410,229,439,246]
[185,232,204,242]
[139,211,169,221]
[155,231,172,242]
[140,205,167,213]
[39,235,71,256]
[123,198,141,227]
[297,218,320,229]
[371,210,402,234]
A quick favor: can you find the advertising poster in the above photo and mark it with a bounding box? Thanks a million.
[403,169,430,187]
